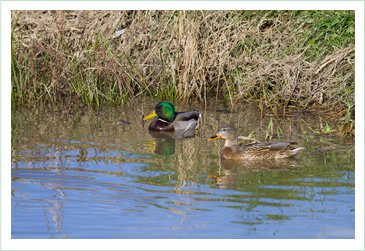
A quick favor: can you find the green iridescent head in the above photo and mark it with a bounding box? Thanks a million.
[143,102,176,122]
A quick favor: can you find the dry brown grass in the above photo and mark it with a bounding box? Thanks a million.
[11,10,355,121]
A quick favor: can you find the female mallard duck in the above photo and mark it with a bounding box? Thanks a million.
[143,102,200,131]
[208,125,304,160]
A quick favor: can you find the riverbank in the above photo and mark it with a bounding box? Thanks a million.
[11,10,355,136]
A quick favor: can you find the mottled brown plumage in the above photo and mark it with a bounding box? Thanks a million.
[208,125,304,160]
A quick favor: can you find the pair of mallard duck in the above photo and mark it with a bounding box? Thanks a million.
[144,102,304,160]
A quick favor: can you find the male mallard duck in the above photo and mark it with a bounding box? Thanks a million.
[143,102,200,131]
[208,125,304,160]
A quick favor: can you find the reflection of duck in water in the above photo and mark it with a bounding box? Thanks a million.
[143,102,200,132]
[222,158,301,171]
[208,125,304,160]
[209,158,301,190]
[208,159,238,190]
[148,128,197,156]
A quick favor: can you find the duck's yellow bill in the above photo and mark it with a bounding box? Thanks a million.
[143,110,157,120]
[208,133,221,141]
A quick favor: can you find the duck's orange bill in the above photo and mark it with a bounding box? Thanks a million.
[208,133,221,141]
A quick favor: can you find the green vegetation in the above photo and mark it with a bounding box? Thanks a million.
[11,10,355,136]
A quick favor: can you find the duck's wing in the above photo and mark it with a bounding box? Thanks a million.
[241,142,298,151]
[268,142,292,151]
[175,111,200,122]
[172,111,200,131]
